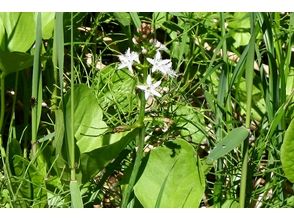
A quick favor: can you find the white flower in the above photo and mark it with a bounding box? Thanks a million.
[153,40,168,52]
[118,48,140,74]
[146,51,177,78]
[137,75,162,100]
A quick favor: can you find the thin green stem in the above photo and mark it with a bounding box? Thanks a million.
[70,12,75,182]
[0,73,4,133]
[121,69,147,208]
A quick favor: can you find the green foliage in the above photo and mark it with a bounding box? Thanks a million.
[134,139,205,208]
[0,12,35,52]
[1,12,294,208]
[0,51,33,75]
[281,118,294,183]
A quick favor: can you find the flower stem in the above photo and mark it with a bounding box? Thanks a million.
[121,83,146,208]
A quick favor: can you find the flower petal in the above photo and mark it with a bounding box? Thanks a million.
[151,90,161,97]
[137,85,147,91]
[146,75,152,86]
[153,80,161,88]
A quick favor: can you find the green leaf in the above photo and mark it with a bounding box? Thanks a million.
[0,51,33,74]
[228,13,251,48]
[61,84,138,183]
[0,12,35,52]
[232,32,251,48]
[113,13,131,27]
[129,12,141,29]
[152,12,167,29]
[0,18,5,50]
[207,127,249,162]
[134,138,205,208]
[7,139,22,175]
[228,12,250,30]
[63,85,108,153]
[35,12,55,39]
[12,155,47,207]
[80,128,138,182]
[174,104,205,144]
[221,199,240,208]
[281,118,294,183]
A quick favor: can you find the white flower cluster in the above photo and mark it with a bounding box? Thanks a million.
[117,43,176,100]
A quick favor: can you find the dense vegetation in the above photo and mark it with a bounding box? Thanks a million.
[0,12,294,208]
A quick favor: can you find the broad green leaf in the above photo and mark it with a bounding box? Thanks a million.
[207,127,249,162]
[228,13,251,48]
[134,138,205,208]
[0,12,35,52]
[281,118,294,183]
[232,32,251,48]
[61,84,138,183]
[63,85,108,153]
[38,12,55,39]
[228,12,250,30]
[80,128,138,182]
[0,51,33,74]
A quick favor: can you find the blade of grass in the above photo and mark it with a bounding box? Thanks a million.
[213,12,229,207]
[31,12,43,157]
[129,12,141,29]
[240,12,256,208]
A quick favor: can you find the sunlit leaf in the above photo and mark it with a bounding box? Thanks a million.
[207,127,249,162]
[134,138,205,208]
[0,12,35,52]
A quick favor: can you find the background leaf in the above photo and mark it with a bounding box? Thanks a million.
[207,127,249,162]
[0,51,33,74]
[281,118,294,183]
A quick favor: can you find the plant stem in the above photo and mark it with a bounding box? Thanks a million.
[0,73,4,134]
[121,82,146,208]
[70,12,76,182]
